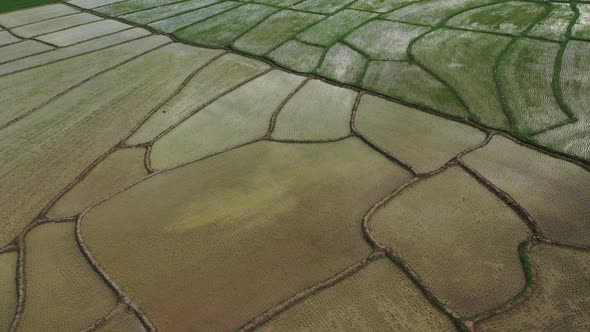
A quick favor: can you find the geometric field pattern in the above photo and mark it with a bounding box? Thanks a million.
[68,0,590,162]
[0,2,589,332]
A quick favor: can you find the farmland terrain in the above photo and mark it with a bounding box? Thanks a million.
[0,1,588,331]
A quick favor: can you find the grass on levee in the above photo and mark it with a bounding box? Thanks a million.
[0,0,62,13]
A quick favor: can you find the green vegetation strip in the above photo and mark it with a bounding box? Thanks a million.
[60,0,590,163]
[0,0,62,13]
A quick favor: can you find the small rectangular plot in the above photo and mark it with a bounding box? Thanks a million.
[290,0,356,14]
[36,20,132,46]
[445,1,547,35]
[149,1,240,33]
[173,3,277,46]
[384,0,497,26]
[344,20,429,60]
[350,0,419,13]
[0,31,21,46]
[297,9,377,46]
[68,0,128,9]
[252,0,300,5]
[0,35,171,126]
[120,0,219,24]
[271,79,357,141]
[96,0,185,17]
[0,28,151,76]
[317,43,366,84]
[12,13,103,38]
[0,4,79,28]
[233,9,324,55]
[0,40,53,63]
[268,40,324,72]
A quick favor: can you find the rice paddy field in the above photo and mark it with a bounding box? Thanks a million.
[0,0,588,331]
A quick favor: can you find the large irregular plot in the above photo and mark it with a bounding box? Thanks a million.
[268,40,324,72]
[272,79,356,141]
[350,0,419,13]
[370,166,531,315]
[81,138,412,331]
[127,53,267,144]
[11,12,102,38]
[361,61,468,117]
[534,41,590,160]
[150,70,304,169]
[497,38,568,134]
[0,4,78,27]
[526,3,574,41]
[119,0,219,25]
[355,95,483,173]
[17,222,116,331]
[0,35,169,127]
[572,4,590,40]
[0,27,151,76]
[446,1,549,35]
[384,0,498,26]
[0,251,17,332]
[413,29,512,130]
[0,40,53,63]
[233,10,324,56]
[316,43,366,84]
[344,20,428,61]
[296,9,377,47]
[258,259,455,331]
[35,19,132,46]
[0,43,216,248]
[477,245,590,331]
[173,4,277,46]
[290,0,356,14]
[463,135,590,247]
[47,147,148,218]
[148,1,241,33]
